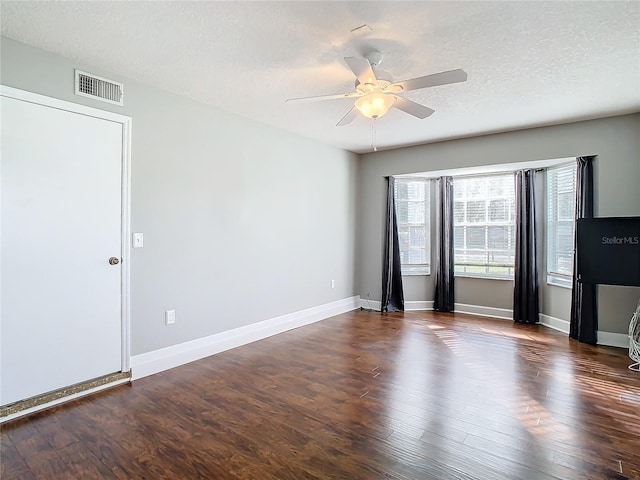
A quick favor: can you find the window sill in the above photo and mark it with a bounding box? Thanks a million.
[454,274,513,282]
[547,279,573,290]
[402,272,431,277]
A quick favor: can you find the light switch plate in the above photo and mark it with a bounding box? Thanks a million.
[132,232,144,248]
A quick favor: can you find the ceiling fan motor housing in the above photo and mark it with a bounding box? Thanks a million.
[364,51,384,67]
[356,77,391,94]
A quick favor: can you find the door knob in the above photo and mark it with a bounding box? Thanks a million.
[109,257,120,265]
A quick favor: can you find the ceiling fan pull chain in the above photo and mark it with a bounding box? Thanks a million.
[372,119,378,152]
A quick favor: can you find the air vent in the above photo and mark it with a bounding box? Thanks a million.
[74,70,123,106]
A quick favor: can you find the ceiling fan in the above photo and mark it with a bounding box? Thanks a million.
[286,51,467,126]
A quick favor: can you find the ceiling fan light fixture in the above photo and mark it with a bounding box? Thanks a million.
[355,93,396,119]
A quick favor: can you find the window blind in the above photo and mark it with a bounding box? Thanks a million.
[394,178,430,275]
[453,174,516,278]
[546,162,577,283]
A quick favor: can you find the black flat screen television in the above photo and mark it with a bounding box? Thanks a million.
[576,216,640,286]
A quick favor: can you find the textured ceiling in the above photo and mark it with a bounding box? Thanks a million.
[1,1,639,153]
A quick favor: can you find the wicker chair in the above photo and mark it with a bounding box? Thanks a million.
[629,298,640,372]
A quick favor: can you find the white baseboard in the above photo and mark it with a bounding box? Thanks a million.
[597,331,630,349]
[131,296,360,380]
[454,303,513,320]
[539,314,629,348]
[359,298,381,311]
[356,299,433,312]
[357,300,629,349]
[539,314,569,333]
[358,299,511,319]
[406,300,434,311]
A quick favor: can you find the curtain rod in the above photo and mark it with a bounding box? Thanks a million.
[395,165,566,182]
[439,168,546,181]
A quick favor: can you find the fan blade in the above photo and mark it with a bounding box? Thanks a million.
[393,97,435,119]
[286,92,360,104]
[344,57,378,86]
[392,69,467,93]
[336,107,359,126]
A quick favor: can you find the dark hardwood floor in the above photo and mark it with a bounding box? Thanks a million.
[2,310,640,479]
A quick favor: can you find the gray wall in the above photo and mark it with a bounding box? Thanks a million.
[1,38,358,355]
[357,114,640,334]
[2,36,638,350]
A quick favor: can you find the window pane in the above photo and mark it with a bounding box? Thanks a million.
[409,225,426,248]
[394,178,431,275]
[406,182,425,201]
[467,226,486,249]
[468,180,484,198]
[546,163,576,278]
[467,200,486,223]
[558,192,574,220]
[398,225,410,250]
[407,201,425,224]
[454,226,465,249]
[489,199,507,222]
[408,248,426,264]
[488,177,505,196]
[396,182,409,200]
[488,225,509,250]
[453,173,515,279]
[556,222,574,273]
[396,202,409,224]
[454,201,465,223]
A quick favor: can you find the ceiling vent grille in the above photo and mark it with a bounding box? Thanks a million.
[74,70,124,106]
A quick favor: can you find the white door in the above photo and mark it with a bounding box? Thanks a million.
[1,92,127,406]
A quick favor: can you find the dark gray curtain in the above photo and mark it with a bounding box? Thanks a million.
[434,176,455,312]
[570,156,598,344]
[381,176,404,312]
[513,169,539,324]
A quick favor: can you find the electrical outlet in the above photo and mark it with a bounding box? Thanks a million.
[331,279,335,289]
[165,309,176,325]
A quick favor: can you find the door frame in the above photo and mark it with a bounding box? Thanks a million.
[1,85,132,372]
